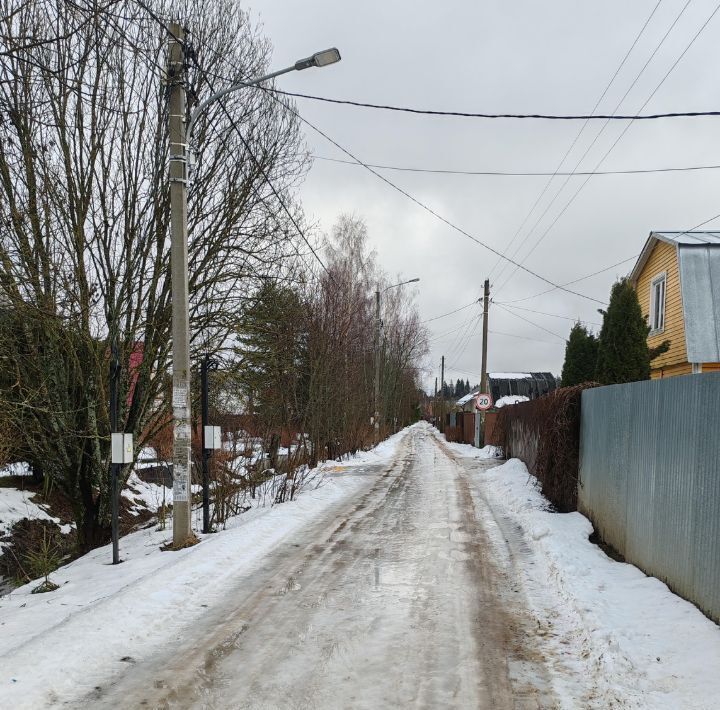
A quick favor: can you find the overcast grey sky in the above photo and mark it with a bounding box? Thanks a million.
[247,0,720,391]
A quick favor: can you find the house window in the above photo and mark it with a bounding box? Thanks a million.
[649,272,666,334]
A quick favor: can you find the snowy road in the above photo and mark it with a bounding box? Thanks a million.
[86,424,556,709]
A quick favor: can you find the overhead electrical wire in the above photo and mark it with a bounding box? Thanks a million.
[313,154,720,178]
[423,300,479,323]
[494,302,566,341]
[184,54,333,281]
[485,0,664,287]
[427,312,481,343]
[267,88,720,121]
[489,329,558,345]
[126,0,329,283]
[497,255,638,304]
[494,0,720,297]
[264,100,605,305]
[499,303,602,327]
[491,0,687,292]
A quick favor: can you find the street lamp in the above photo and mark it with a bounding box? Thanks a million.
[187,48,341,142]
[374,278,420,444]
[167,23,341,546]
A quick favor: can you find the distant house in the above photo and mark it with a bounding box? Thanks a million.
[629,231,720,378]
[455,391,479,413]
[486,372,557,404]
[454,372,557,412]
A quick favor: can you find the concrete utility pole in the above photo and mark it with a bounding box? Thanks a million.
[480,278,490,393]
[168,22,192,546]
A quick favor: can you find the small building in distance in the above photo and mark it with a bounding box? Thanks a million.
[629,231,720,378]
[486,372,558,404]
[454,372,557,413]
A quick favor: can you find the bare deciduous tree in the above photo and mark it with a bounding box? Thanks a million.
[0,0,310,549]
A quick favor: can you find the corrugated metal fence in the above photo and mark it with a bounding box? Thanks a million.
[579,373,720,623]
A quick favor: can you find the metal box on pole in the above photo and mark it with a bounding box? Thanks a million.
[203,425,222,450]
[111,433,134,464]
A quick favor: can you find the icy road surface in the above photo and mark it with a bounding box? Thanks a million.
[87,425,556,709]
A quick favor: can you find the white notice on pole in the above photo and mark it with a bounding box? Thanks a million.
[172,385,188,409]
[173,463,189,501]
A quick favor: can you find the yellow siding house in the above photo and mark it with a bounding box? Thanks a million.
[629,231,720,379]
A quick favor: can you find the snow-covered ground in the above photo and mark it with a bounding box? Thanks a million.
[0,488,71,549]
[446,437,720,709]
[494,394,529,408]
[0,428,408,709]
[2,424,719,709]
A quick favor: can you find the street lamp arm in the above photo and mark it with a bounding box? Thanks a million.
[187,47,341,142]
[383,277,420,293]
[187,66,295,141]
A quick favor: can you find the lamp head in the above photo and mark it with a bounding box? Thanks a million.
[295,47,341,71]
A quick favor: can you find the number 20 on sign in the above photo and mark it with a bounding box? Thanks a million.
[475,393,493,411]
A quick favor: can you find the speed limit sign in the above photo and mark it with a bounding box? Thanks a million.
[475,393,493,411]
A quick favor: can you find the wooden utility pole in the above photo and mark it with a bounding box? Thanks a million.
[480,279,490,392]
[373,287,381,444]
[168,22,193,545]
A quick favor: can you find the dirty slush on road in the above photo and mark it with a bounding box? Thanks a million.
[85,424,558,709]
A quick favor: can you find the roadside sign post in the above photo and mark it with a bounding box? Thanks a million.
[475,392,493,449]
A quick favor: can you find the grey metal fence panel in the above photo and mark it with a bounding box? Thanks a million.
[579,373,720,623]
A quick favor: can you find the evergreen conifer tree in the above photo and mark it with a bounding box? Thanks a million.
[561,323,598,386]
[595,279,651,384]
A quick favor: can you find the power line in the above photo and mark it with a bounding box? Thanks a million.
[498,255,637,304]
[486,0,664,286]
[445,364,482,379]
[423,300,479,323]
[499,303,602,327]
[427,312,481,343]
[313,154,720,178]
[186,54,333,281]
[494,0,720,297]
[494,302,566,341]
[267,88,720,121]
[489,329,558,345]
[267,100,605,304]
[492,0,690,293]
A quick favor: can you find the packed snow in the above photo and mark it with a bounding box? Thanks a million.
[488,372,532,379]
[447,437,720,709]
[494,394,529,408]
[0,429,408,709]
[2,425,719,709]
[0,488,71,549]
[476,444,503,459]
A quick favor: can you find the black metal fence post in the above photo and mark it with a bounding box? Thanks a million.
[110,339,120,564]
[201,355,210,534]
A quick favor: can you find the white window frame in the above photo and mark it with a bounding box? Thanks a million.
[692,363,702,374]
[649,271,667,335]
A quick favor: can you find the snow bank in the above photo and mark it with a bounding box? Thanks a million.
[0,462,32,477]
[0,427,407,708]
[488,372,531,379]
[494,394,529,408]
[451,444,720,709]
[121,472,171,515]
[0,488,68,549]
